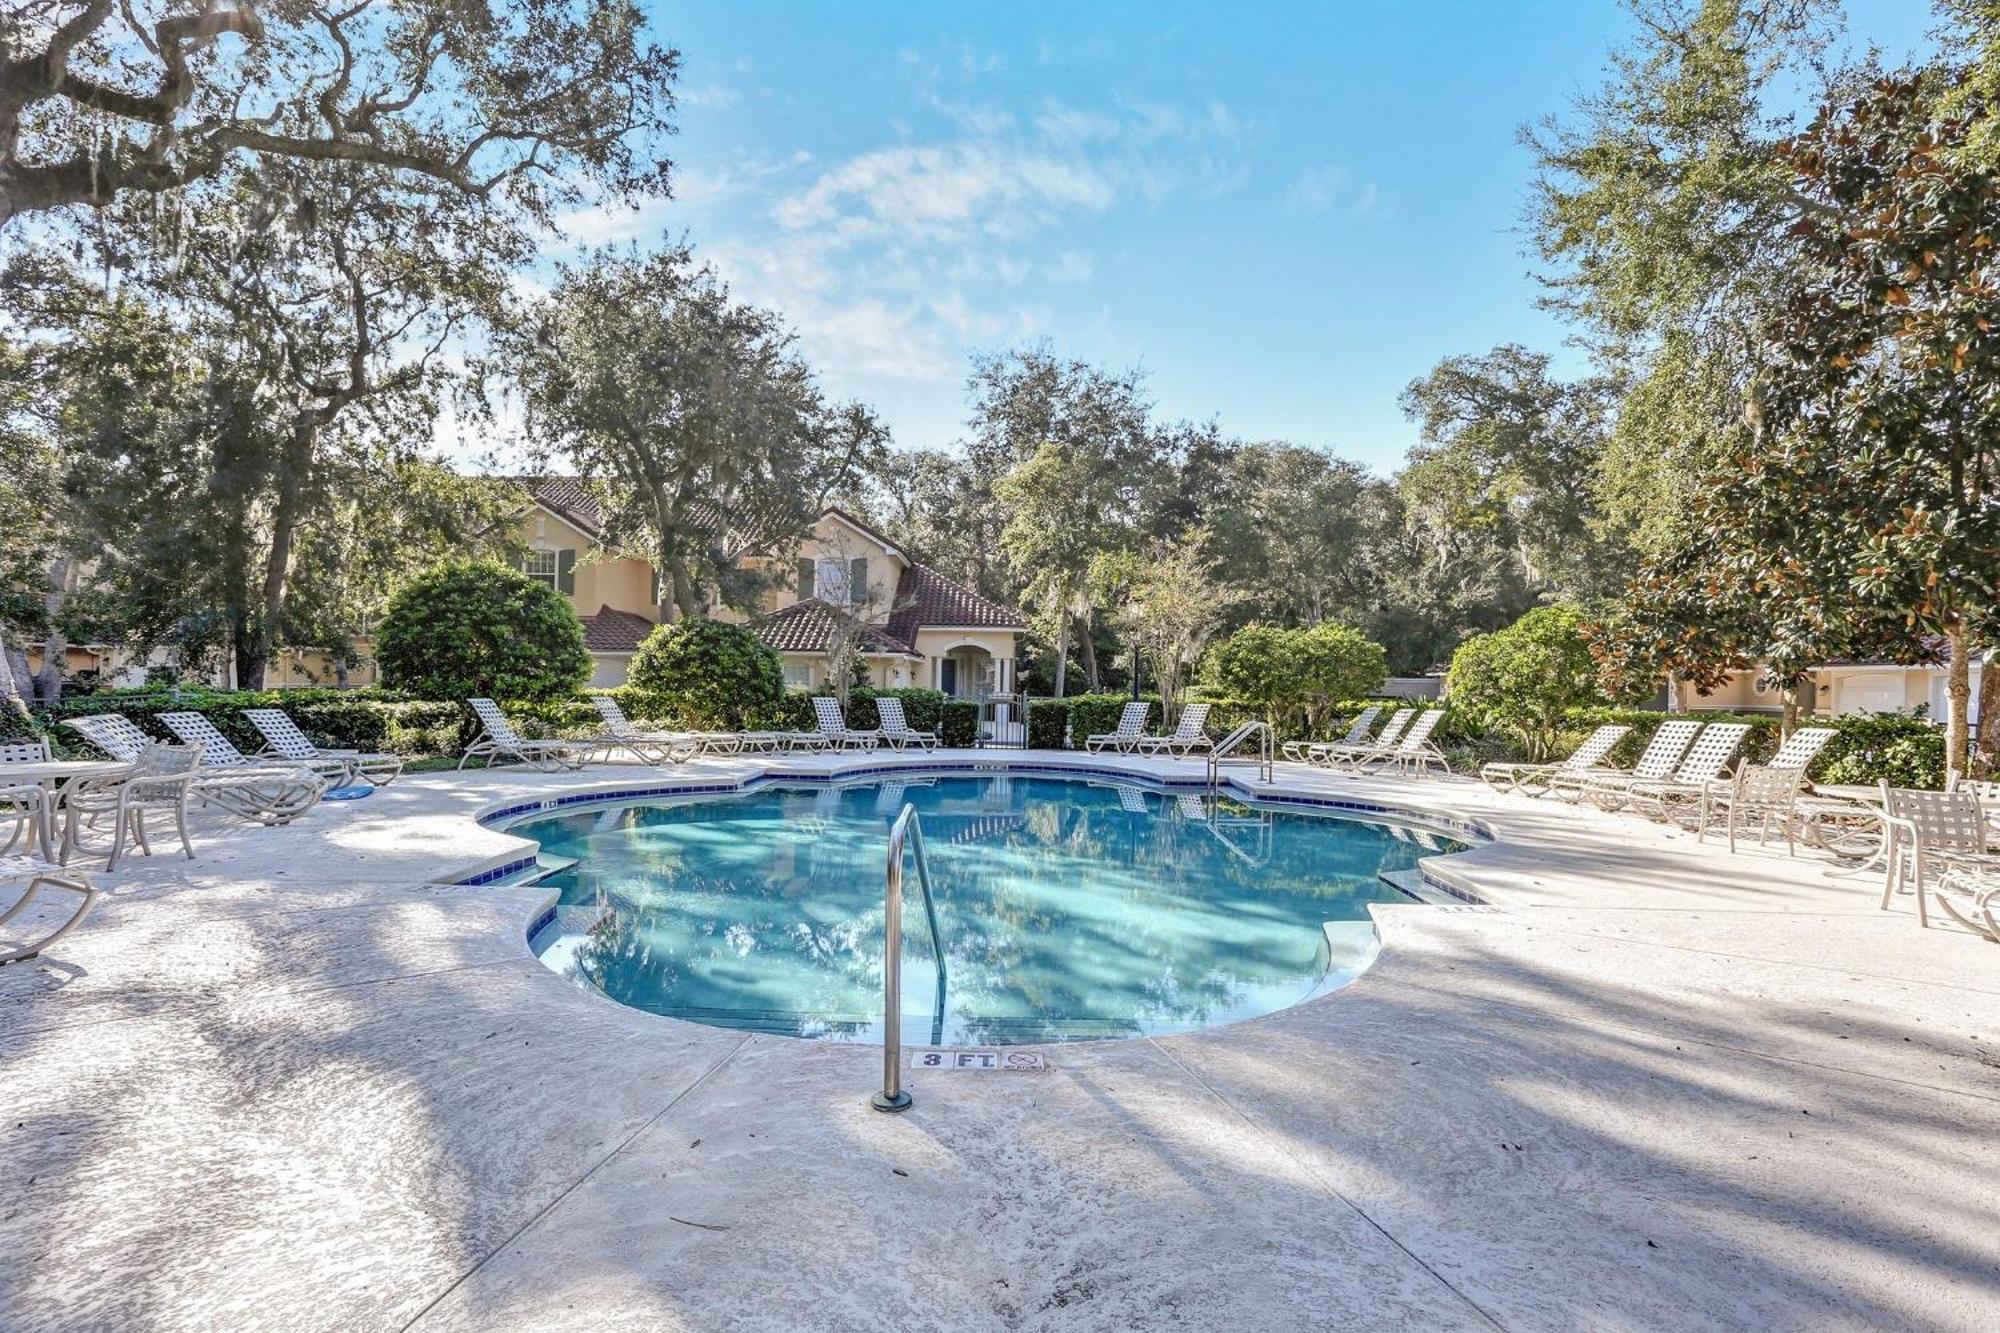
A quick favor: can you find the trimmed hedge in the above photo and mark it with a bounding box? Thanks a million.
[752,688,979,746]
[37,687,468,758]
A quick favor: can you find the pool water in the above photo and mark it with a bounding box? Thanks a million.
[516,774,1464,1045]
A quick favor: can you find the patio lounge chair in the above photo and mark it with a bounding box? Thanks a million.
[875,697,939,751]
[1696,762,1808,854]
[1480,724,1632,796]
[1134,703,1214,757]
[1085,701,1151,754]
[1880,784,2000,936]
[1768,726,1839,773]
[1350,708,1448,776]
[811,696,879,751]
[586,697,701,766]
[1544,719,1702,803]
[1280,706,1380,766]
[1,739,55,858]
[1595,723,1751,816]
[65,713,324,826]
[59,741,203,871]
[1315,708,1415,770]
[461,699,592,772]
[1,857,99,965]
[242,708,405,787]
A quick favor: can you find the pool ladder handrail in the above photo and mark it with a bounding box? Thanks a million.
[873,803,947,1112]
[1207,720,1274,789]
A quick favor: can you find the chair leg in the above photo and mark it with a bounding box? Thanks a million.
[175,801,194,859]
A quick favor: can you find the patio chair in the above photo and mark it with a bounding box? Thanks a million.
[461,699,592,772]
[1545,719,1701,803]
[66,713,323,826]
[1281,706,1380,765]
[1879,784,2000,934]
[1,857,99,965]
[1134,703,1214,757]
[242,708,405,787]
[1696,763,1808,854]
[585,697,702,766]
[1599,723,1751,817]
[810,696,879,751]
[1,738,54,858]
[1350,708,1448,776]
[1479,724,1632,797]
[875,697,939,751]
[1316,708,1415,770]
[59,741,203,872]
[1084,701,1151,754]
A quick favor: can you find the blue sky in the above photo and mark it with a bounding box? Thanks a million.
[553,2,1939,473]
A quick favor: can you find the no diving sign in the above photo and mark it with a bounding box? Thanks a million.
[911,1048,1046,1072]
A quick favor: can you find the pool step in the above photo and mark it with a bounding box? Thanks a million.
[1378,867,1458,905]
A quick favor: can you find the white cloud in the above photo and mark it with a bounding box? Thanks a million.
[679,84,740,110]
[1284,166,1382,220]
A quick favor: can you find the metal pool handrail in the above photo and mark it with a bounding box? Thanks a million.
[1208,720,1274,788]
[873,803,946,1112]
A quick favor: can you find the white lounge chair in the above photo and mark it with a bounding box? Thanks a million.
[58,741,203,871]
[1598,723,1752,816]
[1084,701,1151,754]
[461,699,592,772]
[586,697,701,766]
[1315,708,1415,769]
[1480,724,1632,796]
[243,708,404,787]
[1,739,55,858]
[875,697,939,751]
[1281,706,1380,765]
[811,696,879,751]
[1768,726,1838,773]
[67,713,323,826]
[1352,708,1448,776]
[1,857,99,965]
[1134,703,1214,757]
[1545,719,1702,803]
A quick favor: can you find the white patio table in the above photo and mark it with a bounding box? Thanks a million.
[1,760,135,861]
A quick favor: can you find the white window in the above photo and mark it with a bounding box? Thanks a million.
[814,558,850,606]
[783,660,813,689]
[523,549,558,588]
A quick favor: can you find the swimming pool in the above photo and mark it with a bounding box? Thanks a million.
[514,773,1466,1045]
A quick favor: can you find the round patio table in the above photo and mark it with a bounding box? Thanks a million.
[1,760,135,861]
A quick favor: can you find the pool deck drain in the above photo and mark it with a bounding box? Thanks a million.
[3,748,1998,1331]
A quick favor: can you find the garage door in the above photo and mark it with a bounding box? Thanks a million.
[1835,674,1904,716]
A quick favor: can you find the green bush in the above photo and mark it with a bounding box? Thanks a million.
[628,618,783,730]
[1028,698,1070,749]
[1209,623,1387,733]
[376,561,590,703]
[1447,606,1605,762]
[42,686,471,759]
[761,687,978,744]
[939,699,980,746]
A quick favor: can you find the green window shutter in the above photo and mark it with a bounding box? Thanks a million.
[649,567,661,607]
[848,557,868,606]
[557,549,576,595]
[796,558,815,601]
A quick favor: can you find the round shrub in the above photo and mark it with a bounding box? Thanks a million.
[1211,622,1385,734]
[627,617,782,730]
[375,561,590,702]
[1447,605,1605,762]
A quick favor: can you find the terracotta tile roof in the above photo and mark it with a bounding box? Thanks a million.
[886,563,1026,643]
[518,477,771,550]
[756,600,917,656]
[579,606,654,653]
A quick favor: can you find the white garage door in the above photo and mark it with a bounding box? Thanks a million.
[1835,674,1904,716]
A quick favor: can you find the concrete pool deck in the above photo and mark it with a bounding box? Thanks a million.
[3,749,1997,1330]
